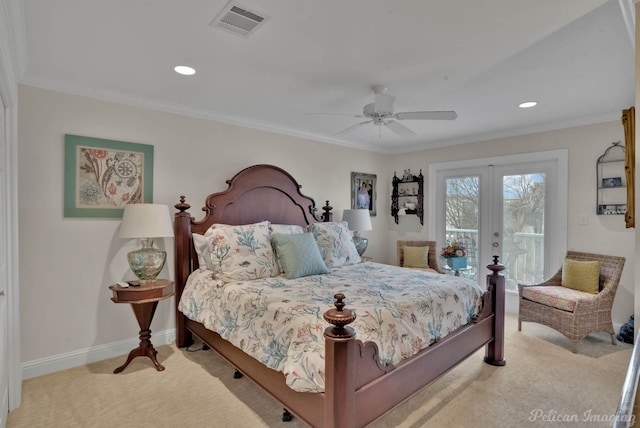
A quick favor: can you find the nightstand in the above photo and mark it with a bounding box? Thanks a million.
[109,279,174,373]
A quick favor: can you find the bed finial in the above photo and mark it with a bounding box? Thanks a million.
[175,196,190,213]
[487,255,505,276]
[324,293,356,338]
[322,200,333,222]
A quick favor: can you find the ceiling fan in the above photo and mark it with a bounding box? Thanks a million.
[319,85,457,138]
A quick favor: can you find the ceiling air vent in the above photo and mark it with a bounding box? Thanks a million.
[210,1,270,38]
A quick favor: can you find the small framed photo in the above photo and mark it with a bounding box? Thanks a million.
[602,177,622,188]
[351,172,376,216]
[64,134,154,217]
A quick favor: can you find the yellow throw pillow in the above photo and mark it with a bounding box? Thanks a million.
[403,246,429,268]
[561,258,600,294]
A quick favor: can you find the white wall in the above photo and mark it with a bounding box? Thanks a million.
[18,84,635,375]
[388,120,635,326]
[17,85,387,365]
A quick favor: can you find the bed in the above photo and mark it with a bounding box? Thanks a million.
[174,164,505,427]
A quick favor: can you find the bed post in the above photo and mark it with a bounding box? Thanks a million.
[174,196,193,348]
[484,255,506,366]
[322,201,333,222]
[323,293,357,428]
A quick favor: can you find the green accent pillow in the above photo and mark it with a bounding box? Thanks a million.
[403,246,429,268]
[271,232,329,279]
[561,258,600,294]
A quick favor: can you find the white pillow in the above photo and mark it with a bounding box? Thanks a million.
[309,221,361,268]
[193,233,214,271]
[204,221,278,281]
[269,224,306,235]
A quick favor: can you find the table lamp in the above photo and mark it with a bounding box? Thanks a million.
[342,209,373,256]
[119,204,174,282]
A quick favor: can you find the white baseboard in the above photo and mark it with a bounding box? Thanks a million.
[21,328,176,380]
[19,312,627,380]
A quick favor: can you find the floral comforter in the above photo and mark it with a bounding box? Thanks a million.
[178,262,484,393]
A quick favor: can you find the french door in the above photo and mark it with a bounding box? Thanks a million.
[430,151,567,306]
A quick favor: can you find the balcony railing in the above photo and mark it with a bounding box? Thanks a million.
[445,228,544,290]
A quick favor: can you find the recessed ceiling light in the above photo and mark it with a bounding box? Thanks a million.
[174,65,196,76]
[519,101,537,108]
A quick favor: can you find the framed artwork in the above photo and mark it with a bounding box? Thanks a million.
[64,134,154,217]
[351,172,377,216]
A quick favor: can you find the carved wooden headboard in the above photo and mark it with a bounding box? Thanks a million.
[173,164,332,339]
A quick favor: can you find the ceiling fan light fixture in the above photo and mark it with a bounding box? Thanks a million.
[174,65,196,76]
[321,85,458,138]
[519,101,537,109]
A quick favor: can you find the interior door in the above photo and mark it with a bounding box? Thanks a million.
[430,151,567,311]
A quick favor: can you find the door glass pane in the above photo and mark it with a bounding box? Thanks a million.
[502,173,545,291]
[444,176,479,280]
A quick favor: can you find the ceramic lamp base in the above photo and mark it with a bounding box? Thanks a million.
[352,232,368,256]
[127,238,166,282]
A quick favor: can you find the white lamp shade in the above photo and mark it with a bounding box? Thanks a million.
[119,204,174,238]
[342,209,372,232]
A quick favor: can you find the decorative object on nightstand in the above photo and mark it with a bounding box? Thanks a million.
[342,209,373,256]
[109,279,175,373]
[119,204,174,282]
[441,241,468,270]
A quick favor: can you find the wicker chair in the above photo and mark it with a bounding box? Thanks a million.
[396,240,444,274]
[518,251,625,353]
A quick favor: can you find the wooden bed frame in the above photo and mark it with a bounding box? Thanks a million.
[174,164,505,428]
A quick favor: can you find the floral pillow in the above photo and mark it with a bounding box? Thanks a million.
[203,221,278,281]
[309,221,361,268]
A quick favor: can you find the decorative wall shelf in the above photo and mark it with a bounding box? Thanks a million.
[596,141,626,215]
[391,169,424,225]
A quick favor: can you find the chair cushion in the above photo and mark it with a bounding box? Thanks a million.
[521,285,595,312]
[403,245,429,268]
[561,258,600,294]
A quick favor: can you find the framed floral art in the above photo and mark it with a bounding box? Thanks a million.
[64,134,154,217]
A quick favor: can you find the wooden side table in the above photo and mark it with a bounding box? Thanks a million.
[442,265,473,277]
[109,279,174,373]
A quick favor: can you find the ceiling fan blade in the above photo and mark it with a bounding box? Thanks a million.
[307,112,364,118]
[395,111,458,120]
[385,120,416,137]
[333,120,373,138]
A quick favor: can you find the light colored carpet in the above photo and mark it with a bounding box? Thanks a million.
[7,314,634,428]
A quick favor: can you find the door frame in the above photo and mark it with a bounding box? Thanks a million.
[0,0,23,415]
[428,150,568,311]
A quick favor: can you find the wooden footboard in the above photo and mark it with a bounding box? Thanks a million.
[320,259,505,427]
